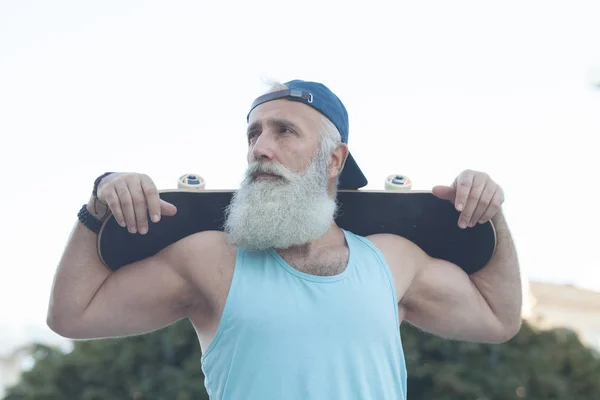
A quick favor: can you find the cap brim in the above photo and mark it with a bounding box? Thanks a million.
[338,152,368,190]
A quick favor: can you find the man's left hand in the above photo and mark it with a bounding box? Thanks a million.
[432,170,504,229]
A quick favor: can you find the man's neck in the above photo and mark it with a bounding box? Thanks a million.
[276,224,343,256]
[272,224,350,277]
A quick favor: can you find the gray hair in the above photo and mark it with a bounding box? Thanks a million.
[263,81,343,186]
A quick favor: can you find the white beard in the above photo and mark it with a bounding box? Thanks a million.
[223,149,337,251]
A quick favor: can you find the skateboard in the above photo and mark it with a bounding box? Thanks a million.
[97,173,496,274]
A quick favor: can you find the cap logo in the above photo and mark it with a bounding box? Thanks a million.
[248,89,313,118]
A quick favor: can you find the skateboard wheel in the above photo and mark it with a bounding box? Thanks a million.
[385,174,412,191]
[178,173,205,190]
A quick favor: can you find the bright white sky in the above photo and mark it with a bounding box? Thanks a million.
[0,1,599,352]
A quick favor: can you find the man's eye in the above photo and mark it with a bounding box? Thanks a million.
[279,126,292,134]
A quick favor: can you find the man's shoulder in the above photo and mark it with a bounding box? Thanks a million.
[364,233,420,257]
[164,230,237,276]
[166,231,238,318]
[364,233,424,298]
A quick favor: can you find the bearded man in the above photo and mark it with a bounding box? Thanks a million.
[47,80,521,400]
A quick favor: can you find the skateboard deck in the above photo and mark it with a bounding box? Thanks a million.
[97,174,496,275]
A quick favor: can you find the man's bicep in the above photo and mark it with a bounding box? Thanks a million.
[80,248,193,337]
[73,232,227,339]
[399,247,507,343]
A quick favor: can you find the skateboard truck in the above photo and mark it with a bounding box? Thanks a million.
[178,173,205,190]
[385,174,412,191]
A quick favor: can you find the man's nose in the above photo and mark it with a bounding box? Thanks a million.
[251,132,276,161]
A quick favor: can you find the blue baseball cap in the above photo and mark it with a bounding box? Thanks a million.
[247,79,368,190]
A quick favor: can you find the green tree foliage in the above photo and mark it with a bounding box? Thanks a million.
[4,320,208,400]
[4,321,600,399]
[402,322,600,399]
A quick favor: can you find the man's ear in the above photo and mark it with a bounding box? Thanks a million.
[328,143,349,179]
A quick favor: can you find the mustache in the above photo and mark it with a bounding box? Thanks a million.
[245,161,297,182]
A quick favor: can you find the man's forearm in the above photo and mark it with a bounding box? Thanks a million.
[470,209,522,337]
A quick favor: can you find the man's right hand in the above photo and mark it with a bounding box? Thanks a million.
[96,173,177,235]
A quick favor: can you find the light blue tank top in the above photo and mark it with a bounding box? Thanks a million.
[201,229,407,399]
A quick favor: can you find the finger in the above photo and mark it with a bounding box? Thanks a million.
[454,171,474,212]
[115,182,137,233]
[160,199,178,216]
[458,173,487,228]
[432,185,456,202]
[140,175,161,223]
[104,188,126,227]
[478,187,504,223]
[470,184,496,227]
[128,179,148,235]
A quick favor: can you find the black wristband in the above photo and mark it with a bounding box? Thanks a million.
[93,172,114,198]
[92,172,114,215]
[78,204,104,234]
